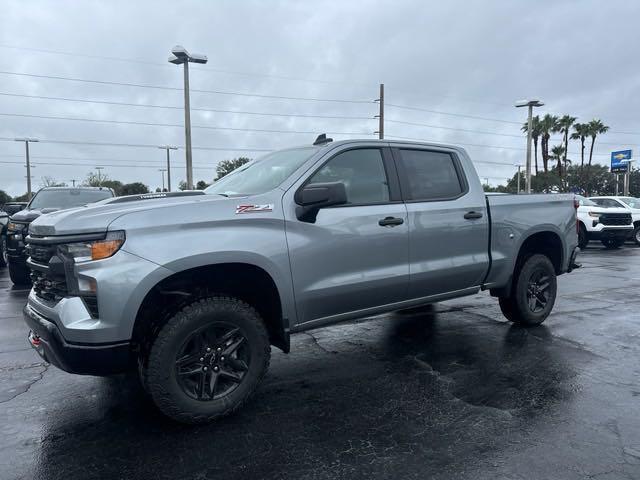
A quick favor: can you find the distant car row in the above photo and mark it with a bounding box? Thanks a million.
[576,195,640,249]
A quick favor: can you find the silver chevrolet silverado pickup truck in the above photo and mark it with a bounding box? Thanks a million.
[23,137,580,423]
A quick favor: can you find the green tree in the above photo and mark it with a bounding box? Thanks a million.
[13,193,30,202]
[40,176,67,187]
[0,190,12,206]
[215,157,251,180]
[120,182,149,195]
[586,119,609,167]
[539,114,559,172]
[196,180,210,190]
[557,115,576,176]
[178,180,187,191]
[570,122,590,169]
[550,145,566,176]
[522,115,542,174]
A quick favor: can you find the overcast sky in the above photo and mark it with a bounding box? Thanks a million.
[1,0,639,196]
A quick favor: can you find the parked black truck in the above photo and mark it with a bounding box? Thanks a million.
[6,187,115,284]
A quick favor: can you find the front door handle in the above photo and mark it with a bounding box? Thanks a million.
[379,216,404,227]
[464,211,483,220]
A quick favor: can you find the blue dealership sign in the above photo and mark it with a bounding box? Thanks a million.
[611,150,632,173]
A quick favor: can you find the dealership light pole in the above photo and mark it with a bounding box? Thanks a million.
[168,45,208,190]
[159,168,167,191]
[158,145,178,191]
[95,166,105,186]
[515,164,522,194]
[14,138,38,200]
[515,99,544,193]
[622,159,634,196]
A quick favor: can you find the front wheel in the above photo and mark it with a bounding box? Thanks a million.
[143,296,271,424]
[632,226,640,246]
[0,235,7,268]
[577,224,588,249]
[601,238,624,249]
[499,254,557,326]
[9,261,31,285]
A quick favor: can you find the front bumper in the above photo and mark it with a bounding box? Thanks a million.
[587,228,633,241]
[24,304,131,375]
[6,231,27,264]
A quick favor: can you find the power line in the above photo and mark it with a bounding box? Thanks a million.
[0,43,366,87]
[386,103,522,125]
[0,136,272,152]
[0,70,373,104]
[0,92,373,120]
[386,118,524,138]
[0,159,216,171]
[0,112,372,136]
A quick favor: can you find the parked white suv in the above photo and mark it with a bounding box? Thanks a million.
[576,196,633,249]
[589,196,640,246]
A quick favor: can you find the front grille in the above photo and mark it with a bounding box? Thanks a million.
[30,269,69,302]
[600,213,632,226]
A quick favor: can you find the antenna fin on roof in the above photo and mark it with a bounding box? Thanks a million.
[313,133,333,145]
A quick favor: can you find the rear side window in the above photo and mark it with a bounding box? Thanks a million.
[397,149,464,201]
[308,148,390,204]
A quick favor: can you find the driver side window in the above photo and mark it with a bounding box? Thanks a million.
[308,149,390,205]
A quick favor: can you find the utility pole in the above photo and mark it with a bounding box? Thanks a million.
[95,166,105,186]
[159,168,167,191]
[515,99,544,193]
[14,138,38,200]
[375,83,384,139]
[169,46,208,190]
[516,165,522,194]
[158,145,178,191]
[623,160,634,196]
[70,179,77,187]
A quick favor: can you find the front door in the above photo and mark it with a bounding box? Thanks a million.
[284,147,410,324]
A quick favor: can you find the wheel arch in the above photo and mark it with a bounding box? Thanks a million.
[132,262,291,362]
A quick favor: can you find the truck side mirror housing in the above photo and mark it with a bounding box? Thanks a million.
[295,182,347,222]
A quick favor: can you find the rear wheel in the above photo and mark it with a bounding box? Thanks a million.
[0,236,7,268]
[143,296,270,424]
[499,254,557,326]
[577,224,588,249]
[601,238,624,249]
[8,262,31,285]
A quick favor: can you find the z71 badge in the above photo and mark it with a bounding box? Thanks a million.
[235,204,274,214]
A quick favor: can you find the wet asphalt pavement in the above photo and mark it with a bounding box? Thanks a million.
[1,246,639,480]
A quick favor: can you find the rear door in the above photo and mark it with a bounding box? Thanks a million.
[392,146,490,299]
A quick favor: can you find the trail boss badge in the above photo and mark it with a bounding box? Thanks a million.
[235,204,274,214]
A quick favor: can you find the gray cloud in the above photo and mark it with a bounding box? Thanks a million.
[1,0,639,196]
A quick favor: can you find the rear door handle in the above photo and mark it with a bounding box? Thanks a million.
[464,211,483,220]
[378,216,404,227]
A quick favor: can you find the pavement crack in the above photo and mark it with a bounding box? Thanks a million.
[304,332,336,354]
[0,363,49,404]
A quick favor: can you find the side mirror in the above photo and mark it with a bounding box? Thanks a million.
[295,182,347,222]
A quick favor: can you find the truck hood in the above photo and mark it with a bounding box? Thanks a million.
[10,208,60,224]
[28,194,235,236]
[578,206,629,214]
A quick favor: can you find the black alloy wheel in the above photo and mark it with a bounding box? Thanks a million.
[175,323,251,401]
[525,269,552,313]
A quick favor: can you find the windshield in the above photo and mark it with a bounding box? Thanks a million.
[576,196,597,207]
[205,147,318,196]
[28,189,113,210]
[619,197,640,208]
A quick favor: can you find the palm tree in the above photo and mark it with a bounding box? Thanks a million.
[551,145,566,175]
[521,115,542,174]
[539,114,559,172]
[570,122,589,169]
[557,115,577,176]
[586,119,610,167]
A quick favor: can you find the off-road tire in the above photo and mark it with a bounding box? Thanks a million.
[601,238,624,249]
[9,262,31,285]
[578,224,588,249]
[499,254,557,326]
[143,296,271,424]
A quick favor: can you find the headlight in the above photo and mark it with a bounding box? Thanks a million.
[59,231,125,263]
[588,211,601,218]
[7,221,23,231]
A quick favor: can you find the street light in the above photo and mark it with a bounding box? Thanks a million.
[515,99,544,193]
[515,164,523,194]
[158,145,178,191]
[159,168,167,192]
[14,138,38,200]
[95,166,105,186]
[168,45,208,190]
